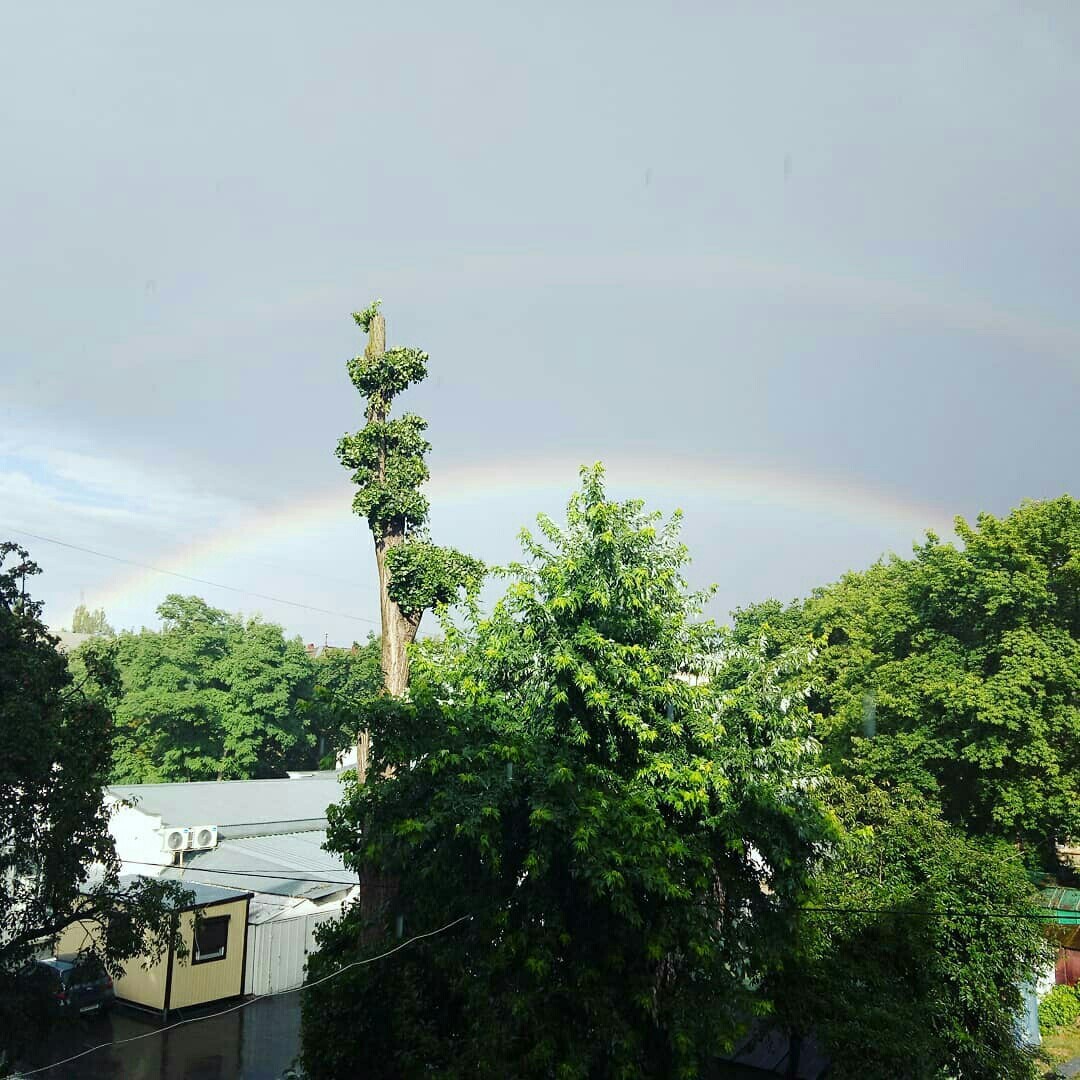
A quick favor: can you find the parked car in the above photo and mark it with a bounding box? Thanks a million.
[23,954,115,1016]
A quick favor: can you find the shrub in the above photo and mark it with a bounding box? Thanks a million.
[1039,983,1080,1034]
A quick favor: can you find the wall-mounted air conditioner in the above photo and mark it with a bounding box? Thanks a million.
[162,828,191,853]
[189,825,218,851]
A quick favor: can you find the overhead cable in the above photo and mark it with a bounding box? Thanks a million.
[6,527,379,625]
[8,913,474,1077]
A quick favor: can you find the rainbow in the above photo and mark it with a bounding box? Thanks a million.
[368,252,1080,373]
[93,456,953,625]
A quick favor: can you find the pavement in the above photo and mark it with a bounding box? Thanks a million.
[13,995,301,1079]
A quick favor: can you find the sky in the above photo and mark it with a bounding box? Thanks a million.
[3,1,1079,644]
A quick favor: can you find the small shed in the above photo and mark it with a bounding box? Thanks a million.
[1041,886,1080,985]
[59,880,252,1018]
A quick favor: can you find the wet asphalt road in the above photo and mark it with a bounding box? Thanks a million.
[14,995,300,1079]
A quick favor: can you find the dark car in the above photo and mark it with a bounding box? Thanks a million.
[25,954,115,1016]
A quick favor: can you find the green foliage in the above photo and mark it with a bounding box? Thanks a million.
[71,603,114,636]
[352,299,382,332]
[336,414,432,537]
[732,496,1080,861]
[384,542,485,618]
[87,594,316,782]
[770,779,1050,1079]
[1039,983,1080,1034]
[347,347,428,414]
[305,636,384,765]
[335,301,483,694]
[302,467,828,1079]
[0,543,188,1066]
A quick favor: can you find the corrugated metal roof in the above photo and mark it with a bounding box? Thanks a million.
[116,875,251,911]
[160,830,358,901]
[218,818,327,840]
[108,775,346,830]
[1042,887,1080,924]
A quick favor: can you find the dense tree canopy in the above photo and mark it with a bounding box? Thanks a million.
[89,594,316,782]
[768,779,1049,1079]
[0,544,184,1066]
[305,635,384,767]
[302,467,829,1079]
[731,496,1080,863]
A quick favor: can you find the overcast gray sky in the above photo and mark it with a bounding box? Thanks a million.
[3,1,1079,642]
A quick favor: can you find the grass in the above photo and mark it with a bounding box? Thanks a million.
[1041,1016,1080,1077]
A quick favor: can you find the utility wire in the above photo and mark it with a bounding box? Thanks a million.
[3,887,1061,1075]
[6,913,474,1078]
[123,858,358,885]
[6,528,379,626]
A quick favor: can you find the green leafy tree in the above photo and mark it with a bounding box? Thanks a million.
[98,594,315,782]
[216,617,315,778]
[770,779,1050,1079]
[301,467,828,1079]
[731,496,1080,863]
[305,635,384,768]
[335,301,482,776]
[0,543,186,1066]
[70,603,114,636]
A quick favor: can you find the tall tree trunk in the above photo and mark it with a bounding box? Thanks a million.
[376,534,422,697]
[356,312,422,780]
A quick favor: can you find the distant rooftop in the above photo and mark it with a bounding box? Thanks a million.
[53,630,94,653]
[111,875,252,911]
[1042,886,1080,924]
[160,830,357,901]
[107,774,346,833]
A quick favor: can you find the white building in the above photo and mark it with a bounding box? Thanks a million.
[106,772,359,995]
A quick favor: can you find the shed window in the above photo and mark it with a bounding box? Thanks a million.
[193,915,230,964]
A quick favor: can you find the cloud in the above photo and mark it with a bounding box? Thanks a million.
[0,425,248,540]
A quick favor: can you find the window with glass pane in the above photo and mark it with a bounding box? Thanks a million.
[193,915,229,963]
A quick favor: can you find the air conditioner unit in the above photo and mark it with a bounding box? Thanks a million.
[162,828,191,853]
[189,825,218,851]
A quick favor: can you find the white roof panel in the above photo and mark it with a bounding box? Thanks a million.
[160,829,358,901]
[108,775,346,831]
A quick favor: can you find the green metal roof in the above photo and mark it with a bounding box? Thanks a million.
[1040,887,1080,924]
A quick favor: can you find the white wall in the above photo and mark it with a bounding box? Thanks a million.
[244,891,355,994]
[107,798,168,877]
[246,906,338,995]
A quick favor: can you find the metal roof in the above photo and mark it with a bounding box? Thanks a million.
[1042,887,1080,924]
[108,775,346,831]
[53,631,95,653]
[160,830,358,901]
[115,874,251,911]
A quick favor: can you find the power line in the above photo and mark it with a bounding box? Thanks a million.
[2,890,1058,1075]
[6,528,379,626]
[7,912,473,1078]
[123,858,358,885]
